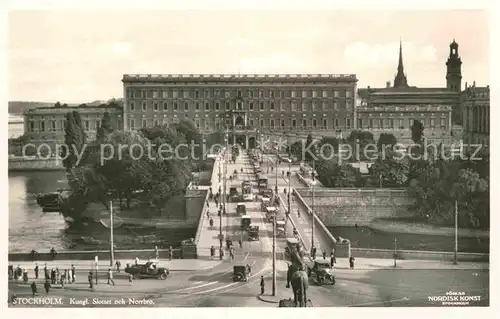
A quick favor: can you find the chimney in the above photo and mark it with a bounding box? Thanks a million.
[473,81,476,87]
[386,81,391,88]
[465,81,467,88]
[367,85,370,89]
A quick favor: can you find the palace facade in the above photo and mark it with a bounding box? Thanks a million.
[121,73,358,148]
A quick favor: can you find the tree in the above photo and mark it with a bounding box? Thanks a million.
[347,130,376,161]
[289,140,303,160]
[377,133,397,151]
[55,101,61,108]
[317,136,339,159]
[304,134,316,162]
[315,159,360,188]
[368,150,410,187]
[410,120,424,145]
[61,111,86,171]
[96,112,114,143]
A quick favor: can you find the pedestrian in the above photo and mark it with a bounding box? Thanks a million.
[55,267,60,282]
[206,200,209,208]
[219,247,224,261]
[128,273,133,286]
[355,223,358,231]
[155,245,159,260]
[30,281,37,297]
[260,276,265,295]
[50,247,57,260]
[67,268,71,283]
[107,268,115,286]
[8,265,13,280]
[60,272,65,288]
[229,247,235,260]
[135,257,139,265]
[71,264,76,283]
[330,253,336,268]
[168,246,173,260]
[238,239,242,248]
[322,250,326,260]
[44,280,51,294]
[88,272,93,289]
[23,268,28,283]
[297,209,300,218]
[206,210,210,219]
[44,264,49,280]
[349,256,355,269]
[311,246,316,260]
[34,263,39,279]
[210,245,215,258]
[115,260,121,273]
[50,268,56,284]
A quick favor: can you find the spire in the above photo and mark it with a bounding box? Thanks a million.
[393,39,409,88]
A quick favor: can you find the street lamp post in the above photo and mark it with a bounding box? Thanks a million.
[109,200,115,267]
[275,157,278,194]
[311,160,316,256]
[218,157,223,249]
[454,200,458,265]
[393,237,397,268]
[286,158,291,238]
[272,210,276,296]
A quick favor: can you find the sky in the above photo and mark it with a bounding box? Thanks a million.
[8,10,490,103]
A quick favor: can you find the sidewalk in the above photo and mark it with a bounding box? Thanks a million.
[8,258,222,272]
[320,257,489,270]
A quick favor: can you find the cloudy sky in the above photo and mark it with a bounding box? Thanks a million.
[8,10,489,103]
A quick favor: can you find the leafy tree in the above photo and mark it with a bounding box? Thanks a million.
[317,136,339,159]
[410,119,424,145]
[315,159,360,188]
[304,134,316,162]
[62,111,86,171]
[347,130,376,161]
[55,101,61,108]
[289,140,304,160]
[96,112,114,143]
[377,133,397,151]
[368,150,410,187]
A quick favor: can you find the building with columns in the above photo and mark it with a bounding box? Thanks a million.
[356,40,463,144]
[462,82,490,148]
[121,74,358,148]
[23,105,123,148]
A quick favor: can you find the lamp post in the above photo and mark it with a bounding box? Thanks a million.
[218,155,223,249]
[454,200,458,265]
[393,237,397,268]
[109,200,115,267]
[274,155,278,194]
[272,208,276,296]
[311,160,316,256]
[286,158,292,238]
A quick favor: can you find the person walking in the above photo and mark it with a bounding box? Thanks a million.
[128,273,133,286]
[23,268,28,283]
[229,246,235,260]
[71,264,76,283]
[330,253,336,268]
[168,246,173,260]
[155,245,159,260]
[30,281,37,297]
[60,272,65,288]
[88,272,93,289]
[135,257,140,265]
[50,247,57,260]
[107,268,115,286]
[238,239,242,248]
[44,264,49,280]
[44,280,51,294]
[322,250,326,260]
[50,268,56,285]
[66,268,71,284]
[55,267,60,282]
[219,247,224,261]
[34,264,39,279]
[260,276,265,295]
[349,256,355,269]
[210,245,215,259]
[115,260,121,273]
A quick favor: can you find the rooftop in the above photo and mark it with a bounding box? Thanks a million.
[122,73,358,82]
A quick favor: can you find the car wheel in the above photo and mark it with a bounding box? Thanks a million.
[133,273,140,279]
[159,273,167,280]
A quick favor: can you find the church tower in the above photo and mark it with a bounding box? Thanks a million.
[446,39,462,92]
[393,40,409,88]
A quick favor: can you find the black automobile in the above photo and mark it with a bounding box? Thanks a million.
[232,265,250,282]
[124,261,170,280]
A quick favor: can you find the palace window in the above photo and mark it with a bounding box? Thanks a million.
[153,91,159,99]
[292,119,297,128]
[281,119,285,128]
[142,102,147,111]
[225,102,230,110]
[173,102,178,111]
[322,119,327,129]
[270,102,275,110]
[334,90,339,98]
[312,119,317,128]
[129,119,135,130]
[142,119,147,128]
[205,102,210,111]
[163,102,168,111]
[183,90,189,98]
[215,102,220,110]
[184,102,189,111]
[312,90,318,98]
[130,102,135,111]
[154,102,159,111]
[195,90,199,98]
[260,102,264,110]
[357,119,363,129]
[173,90,179,98]
[249,102,254,110]
[162,90,168,98]
[322,90,328,98]
[195,103,200,111]
[291,102,297,111]
[302,119,307,128]
[154,120,159,127]
[270,120,275,128]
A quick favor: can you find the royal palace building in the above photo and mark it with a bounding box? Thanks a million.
[357,40,463,144]
[462,82,490,148]
[121,73,358,148]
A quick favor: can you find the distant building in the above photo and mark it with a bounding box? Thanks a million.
[357,40,463,144]
[8,114,24,138]
[122,73,358,148]
[23,105,123,148]
[462,82,490,148]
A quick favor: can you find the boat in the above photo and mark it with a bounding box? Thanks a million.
[36,188,71,212]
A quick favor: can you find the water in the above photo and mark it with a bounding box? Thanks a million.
[8,171,196,253]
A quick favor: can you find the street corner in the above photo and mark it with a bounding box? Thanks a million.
[257,293,287,304]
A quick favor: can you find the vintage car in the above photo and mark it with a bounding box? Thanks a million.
[305,259,335,285]
[236,203,247,215]
[124,261,170,280]
[241,215,251,230]
[232,265,250,282]
[248,225,259,241]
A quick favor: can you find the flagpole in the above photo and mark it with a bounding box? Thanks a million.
[454,200,458,265]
